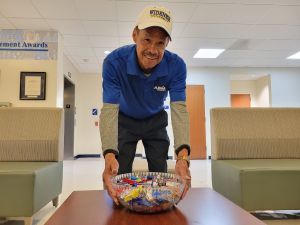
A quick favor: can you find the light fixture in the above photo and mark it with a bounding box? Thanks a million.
[193,49,225,58]
[287,51,300,59]
[104,50,111,55]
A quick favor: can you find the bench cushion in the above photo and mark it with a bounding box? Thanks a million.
[0,108,63,161]
[212,159,300,211]
[210,108,300,160]
[0,161,63,216]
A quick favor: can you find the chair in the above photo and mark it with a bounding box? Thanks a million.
[210,107,300,211]
[0,107,64,225]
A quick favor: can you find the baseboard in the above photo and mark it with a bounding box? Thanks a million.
[74,154,101,159]
[73,154,173,160]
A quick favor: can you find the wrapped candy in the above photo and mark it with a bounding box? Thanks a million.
[111,172,185,213]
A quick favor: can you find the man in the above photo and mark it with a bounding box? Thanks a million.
[100,6,191,205]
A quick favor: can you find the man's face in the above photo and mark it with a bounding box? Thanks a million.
[132,27,169,73]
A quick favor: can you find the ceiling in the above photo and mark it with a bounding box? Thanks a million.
[0,0,300,74]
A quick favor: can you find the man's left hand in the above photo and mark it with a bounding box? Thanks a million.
[175,157,191,200]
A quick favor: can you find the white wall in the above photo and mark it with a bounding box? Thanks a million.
[74,73,102,156]
[0,30,62,107]
[63,55,79,85]
[0,60,58,107]
[255,76,271,107]
[56,33,64,108]
[270,69,300,107]
[231,80,255,95]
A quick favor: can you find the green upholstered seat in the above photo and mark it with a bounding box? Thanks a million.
[0,108,64,225]
[212,159,300,211]
[210,108,300,211]
[0,162,63,216]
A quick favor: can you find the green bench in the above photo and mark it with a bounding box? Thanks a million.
[210,108,300,211]
[0,108,64,225]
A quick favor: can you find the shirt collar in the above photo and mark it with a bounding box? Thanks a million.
[127,45,169,79]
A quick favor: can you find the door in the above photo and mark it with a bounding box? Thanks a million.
[231,94,251,107]
[186,85,206,159]
[64,77,75,160]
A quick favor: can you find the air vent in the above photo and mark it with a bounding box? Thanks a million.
[228,39,251,50]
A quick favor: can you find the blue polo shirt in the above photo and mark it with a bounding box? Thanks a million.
[102,44,187,119]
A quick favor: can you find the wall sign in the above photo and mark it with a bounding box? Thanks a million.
[0,29,58,60]
[92,108,98,116]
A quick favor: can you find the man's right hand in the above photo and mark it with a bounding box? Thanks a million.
[102,153,119,205]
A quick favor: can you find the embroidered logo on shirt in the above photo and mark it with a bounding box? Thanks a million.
[154,85,166,92]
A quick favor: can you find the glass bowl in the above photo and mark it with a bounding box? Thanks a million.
[111,171,185,213]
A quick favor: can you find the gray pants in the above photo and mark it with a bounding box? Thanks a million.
[117,110,170,174]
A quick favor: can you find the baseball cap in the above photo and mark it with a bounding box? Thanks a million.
[136,6,173,40]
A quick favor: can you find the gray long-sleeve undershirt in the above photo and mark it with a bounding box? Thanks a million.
[99,103,119,156]
[170,101,190,152]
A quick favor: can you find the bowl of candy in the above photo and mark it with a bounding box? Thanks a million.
[111,171,185,213]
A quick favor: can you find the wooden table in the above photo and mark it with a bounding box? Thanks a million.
[45,188,265,225]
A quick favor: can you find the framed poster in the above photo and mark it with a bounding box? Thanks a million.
[20,72,46,100]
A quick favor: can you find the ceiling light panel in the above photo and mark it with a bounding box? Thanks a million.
[193,49,225,58]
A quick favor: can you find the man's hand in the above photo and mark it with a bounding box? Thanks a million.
[102,153,119,205]
[175,149,191,200]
